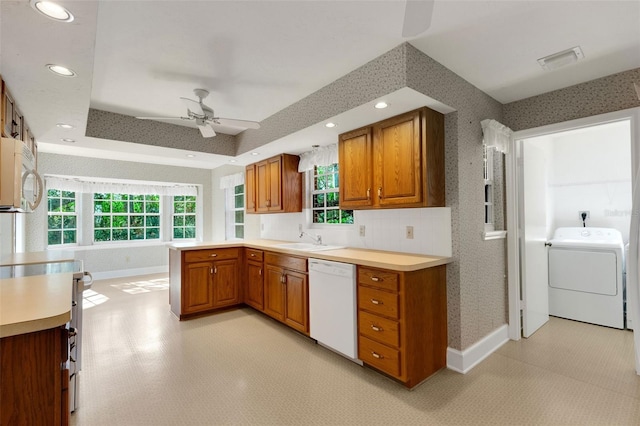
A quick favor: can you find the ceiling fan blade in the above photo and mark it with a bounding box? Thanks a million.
[180,97,205,116]
[197,122,216,138]
[401,0,434,38]
[136,116,191,121]
[215,117,261,129]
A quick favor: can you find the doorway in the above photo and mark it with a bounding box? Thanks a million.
[506,108,640,343]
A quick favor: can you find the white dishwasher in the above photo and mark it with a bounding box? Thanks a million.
[308,258,361,364]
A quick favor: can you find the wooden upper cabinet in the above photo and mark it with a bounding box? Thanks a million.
[247,154,302,214]
[338,107,445,210]
[339,127,373,208]
[245,164,256,213]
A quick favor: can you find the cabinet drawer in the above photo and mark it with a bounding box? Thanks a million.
[358,286,399,319]
[359,311,400,347]
[358,267,398,291]
[184,248,239,263]
[265,252,307,272]
[359,335,400,377]
[245,249,264,262]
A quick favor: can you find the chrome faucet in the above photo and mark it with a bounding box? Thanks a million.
[300,231,322,245]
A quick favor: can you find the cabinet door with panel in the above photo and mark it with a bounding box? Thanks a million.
[245,164,256,213]
[339,127,373,208]
[256,160,270,212]
[212,258,239,308]
[264,264,286,320]
[245,249,264,311]
[246,154,302,214]
[266,155,282,211]
[183,261,215,314]
[2,85,15,138]
[283,270,308,333]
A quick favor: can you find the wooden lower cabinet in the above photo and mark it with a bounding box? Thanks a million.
[245,258,264,311]
[263,252,309,334]
[357,264,447,388]
[170,248,240,319]
[1,326,68,426]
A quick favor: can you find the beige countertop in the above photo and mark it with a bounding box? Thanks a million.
[169,239,451,271]
[0,250,75,267]
[0,272,72,338]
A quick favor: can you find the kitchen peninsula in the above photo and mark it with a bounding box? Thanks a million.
[169,240,451,388]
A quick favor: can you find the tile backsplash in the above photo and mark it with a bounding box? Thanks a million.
[260,207,452,257]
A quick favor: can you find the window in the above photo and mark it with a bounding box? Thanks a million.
[47,189,77,246]
[484,144,494,232]
[310,164,353,224]
[173,195,196,239]
[93,193,160,242]
[233,184,244,238]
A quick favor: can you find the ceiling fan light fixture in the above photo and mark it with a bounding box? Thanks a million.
[537,46,584,71]
[31,0,74,22]
[46,64,76,77]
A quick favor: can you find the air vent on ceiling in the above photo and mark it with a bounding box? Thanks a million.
[537,46,584,71]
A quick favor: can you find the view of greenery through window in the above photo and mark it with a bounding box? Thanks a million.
[312,164,353,224]
[94,193,160,242]
[173,195,196,239]
[47,189,77,245]
[234,184,244,238]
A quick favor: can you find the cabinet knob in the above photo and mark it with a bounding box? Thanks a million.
[378,187,383,199]
[259,269,262,276]
[371,325,383,332]
[370,299,382,305]
[370,276,381,282]
[210,253,217,257]
[214,267,217,274]
[250,253,256,257]
[366,188,371,200]
[371,351,384,359]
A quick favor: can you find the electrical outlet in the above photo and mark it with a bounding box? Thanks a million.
[359,225,366,237]
[578,210,590,220]
[406,226,414,239]
[261,223,265,231]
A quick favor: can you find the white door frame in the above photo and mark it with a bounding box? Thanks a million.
[506,107,640,341]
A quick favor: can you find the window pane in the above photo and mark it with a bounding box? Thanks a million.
[131,201,143,213]
[185,202,196,213]
[326,192,339,207]
[112,200,127,213]
[326,209,339,223]
[94,215,111,228]
[146,194,159,202]
[173,228,184,239]
[130,228,144,240]
[234,195,243,209]
[146,227,160,240]
[61,199,75,212]
[185,227,195,238]
[235,210,244,223]
[48,215,62,229]
[48,231,62,245]
[174,202,185,213]
[94,193,111,200]
[185,215,196,227]
[314,176,326,191]
[174,216,184,227]
[313,210,325,224]
[235,225,244,239]
[325,173,337,189]
[131,216,144,227]
[49,198,61,212]
[48,189,60,197]
[113,194,128,201]
[94,201,110,213]
[62,191,75,198]
[146,215,160,227]
[341,210,354,224]
[313,193,325,208]
[174,195,184,202]
[234,184,244,195]
[63,216,76,229]
[94,229,110,242]
[113,229,128,240]
[63,230,76,244]
[148,202,160,213]
[113,216,128,228]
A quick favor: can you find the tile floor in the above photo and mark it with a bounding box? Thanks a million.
[71,274,640,425]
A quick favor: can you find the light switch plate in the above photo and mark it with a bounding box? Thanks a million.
[406,226,414,239]
[359,225,365,237]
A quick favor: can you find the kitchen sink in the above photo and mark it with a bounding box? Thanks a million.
[274,242,345,252]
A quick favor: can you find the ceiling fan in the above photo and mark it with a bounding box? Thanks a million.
[135,88,261,138]
[402,0,435,38]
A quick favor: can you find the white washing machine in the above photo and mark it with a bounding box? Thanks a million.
[548,227,625,329]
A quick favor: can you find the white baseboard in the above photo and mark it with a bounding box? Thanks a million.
[90,266,169,281]
[447,324,509,374]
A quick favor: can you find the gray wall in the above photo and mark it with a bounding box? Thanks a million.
[26,153,214,275]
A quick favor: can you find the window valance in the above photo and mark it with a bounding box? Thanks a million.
[481,119,513,154]
[45,175,199,196]
[219,172,245,190]
[298,144,338,172]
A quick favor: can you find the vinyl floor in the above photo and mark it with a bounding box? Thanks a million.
[70,274,640,425]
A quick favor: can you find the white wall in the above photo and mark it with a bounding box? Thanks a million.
[0,214,14,258]
[547,121,632,242]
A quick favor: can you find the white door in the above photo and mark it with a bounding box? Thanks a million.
[519,140,550,338]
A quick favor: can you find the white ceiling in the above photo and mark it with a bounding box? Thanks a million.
[1,0,639,170]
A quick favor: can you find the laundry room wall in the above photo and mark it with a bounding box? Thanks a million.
[547,120,632,242]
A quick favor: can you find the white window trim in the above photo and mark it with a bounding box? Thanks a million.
[306,166,354,227]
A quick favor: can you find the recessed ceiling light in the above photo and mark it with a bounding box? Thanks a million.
[374,102,388,109]
[251,152,260,156]
[325,122,336,128]
[56,123,74,129]
[186,154,195,158]
[31,0,74,22]
[229,159,237,163]
[61,138,75,143]
[46,64,76,77]
[537,46,584,71]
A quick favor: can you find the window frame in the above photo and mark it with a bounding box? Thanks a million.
[172,195,197,240]
[46,189,79,247]
[308,164,354,226]
[483,144,495,233]
[92,192,162,243]
[233,184,245,239]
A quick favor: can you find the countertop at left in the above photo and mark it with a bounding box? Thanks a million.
[0,250,75,267]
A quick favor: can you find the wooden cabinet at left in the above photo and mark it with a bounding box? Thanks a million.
[169,248,241,319]
[245,154,302,214]
[1,76,37,158]
[1,326,69,426]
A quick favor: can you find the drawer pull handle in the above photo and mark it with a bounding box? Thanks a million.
[210,254,217,257]
[250,253,256,257]
[370,276,381,282]
[371,351,384,359]
[366,188,371,200]
[371,325,383,332]
[370,299,383,305]
[378,187,383,199]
